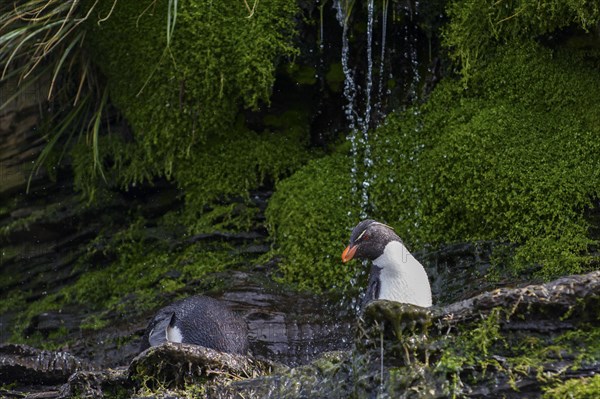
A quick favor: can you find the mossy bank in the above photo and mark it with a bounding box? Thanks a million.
[266,2,600,292]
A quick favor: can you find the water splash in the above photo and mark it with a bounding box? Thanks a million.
[316,0,327,145]
[318,0,325,50]
[402,2,424,230]
[404,2,421,105]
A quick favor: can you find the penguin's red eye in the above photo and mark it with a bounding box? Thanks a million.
[356,230,369,242]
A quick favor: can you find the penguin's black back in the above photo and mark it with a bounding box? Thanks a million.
[140,295,249,355]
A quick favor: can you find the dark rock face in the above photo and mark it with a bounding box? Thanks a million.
[0,76,48,198]
[0,344,91,385]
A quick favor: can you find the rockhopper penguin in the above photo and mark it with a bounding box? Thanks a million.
[342,219,432,308]
[140,295,249,355]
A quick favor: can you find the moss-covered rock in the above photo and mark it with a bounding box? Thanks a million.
[0,343,92,385]
[267,42,600,292]
[175,130,310,233]
[61,368,130,399]
[87,0,298,147]
[6,216,253,345]
[129,342,274,391]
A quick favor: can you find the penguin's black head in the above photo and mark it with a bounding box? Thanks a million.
[342,219,401,262]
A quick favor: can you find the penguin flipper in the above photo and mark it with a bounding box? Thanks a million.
[361,265,381,311]
[149,312,176,346]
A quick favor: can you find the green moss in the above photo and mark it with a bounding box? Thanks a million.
[554,327,600,368]
[72,120,310,233]
[443,0,600,78]
[66,228,237,320]
[370,43,600,279]
[263,109,311,138]
[267,43,600,292]
[8,215,253,345]
[432,305,600,396]
[336,297,600,397]
[10,292,69,350]
[0,290,25,315]
[67,0,308,234]
[174,129,310,234]
[432,311,600,396]
[0,202,63,237]
[265,152,361,292]
[435,309,505,394]
[77,0,300,197]
[544,375,600,399]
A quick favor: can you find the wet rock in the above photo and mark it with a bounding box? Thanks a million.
[233,243,271,255]
[213,271,353,366]
[218,351,352,399]
[58,367,129,399]
[24,311,80,339]
[217,270,600,398]
[129,342,277,389]
[4,271,599,398]
[437,270,600,328]
[0,75,49,198]
[0,344,92,385]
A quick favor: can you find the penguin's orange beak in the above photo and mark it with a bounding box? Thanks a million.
[341,244,358,263]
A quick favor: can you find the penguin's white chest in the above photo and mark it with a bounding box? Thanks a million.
[373,241,432,307]
[167,325,183,343]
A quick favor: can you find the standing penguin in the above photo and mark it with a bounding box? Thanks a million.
[140,295,249,355]
[342,219,432,308]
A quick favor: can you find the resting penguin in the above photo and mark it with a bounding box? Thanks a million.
[139,295,249,355]
[342,219,432,309]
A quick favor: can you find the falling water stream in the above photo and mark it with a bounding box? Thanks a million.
[334,0,423,225]
[335,0,376,221]
[335,0,360,222]
[375,0,389,121]
[359,0,375,220]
